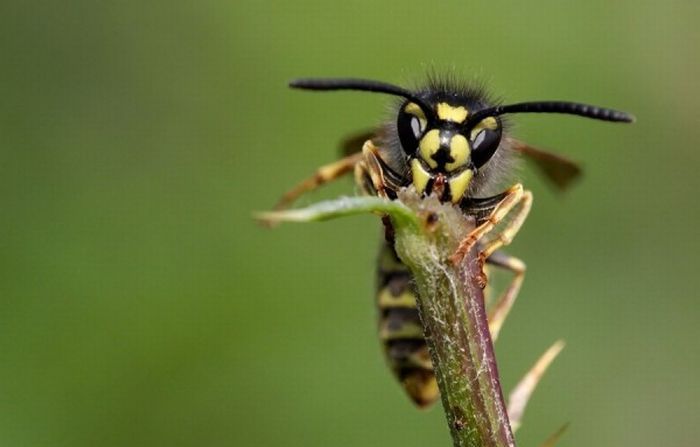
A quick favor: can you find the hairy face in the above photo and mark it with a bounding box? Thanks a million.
[395,95,505,202]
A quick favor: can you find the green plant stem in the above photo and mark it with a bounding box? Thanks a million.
[258,193,515,447]
[395,228,514,447]
[392,192,515,447]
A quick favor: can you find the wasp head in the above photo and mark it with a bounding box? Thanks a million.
[396,95,504,203]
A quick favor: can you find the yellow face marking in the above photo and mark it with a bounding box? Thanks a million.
[404,102,427,132]
[404,102,426,120]
[448,169,473,203]
[410,158,432,194]
[445,134,470,172]
[437,102,469,123]
[470,117,498,140]
[418,129,440,168]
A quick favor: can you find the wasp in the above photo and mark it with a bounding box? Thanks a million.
[272,75,633,408]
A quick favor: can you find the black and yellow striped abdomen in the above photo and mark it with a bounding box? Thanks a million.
[376,239,439,408]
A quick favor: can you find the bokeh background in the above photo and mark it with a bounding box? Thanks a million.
[1,1,698,446]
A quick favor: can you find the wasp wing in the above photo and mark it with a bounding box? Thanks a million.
[339,129,377,156]
[507,137,583,190]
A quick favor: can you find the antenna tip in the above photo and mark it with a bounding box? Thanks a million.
[610,109,635,123]
[287,78,341,91]
[598,108,636,123]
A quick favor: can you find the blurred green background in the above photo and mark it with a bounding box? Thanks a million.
[1,1,698,446]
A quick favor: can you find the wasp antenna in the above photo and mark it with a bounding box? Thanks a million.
[289,77,432,113]
[471,101,635,124]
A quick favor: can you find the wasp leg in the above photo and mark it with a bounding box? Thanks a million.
[272,151,364,211]
[354,157,377,197]
[485,251,526,342]
[360,140,391,198]
[450,184,533,265]
[507,340,565,433]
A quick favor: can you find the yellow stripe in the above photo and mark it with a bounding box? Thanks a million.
[437,102,469,123]
[418,130,440,169]
[470,117,498,139]
[401,370,440,408]
[378,287,417,308]
[379,321,424,340]
[404,102,426,120]
[410,159,432,194]
[378,248,409,272]
[448,169,473,203]
[407,345,434,369]
[445,134,470,172]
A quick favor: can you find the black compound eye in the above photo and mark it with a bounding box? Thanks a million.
[397,103,427,156]
[470,120,502,168]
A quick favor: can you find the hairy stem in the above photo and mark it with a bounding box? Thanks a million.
[392,191,514,447]
[258,192,514,447]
